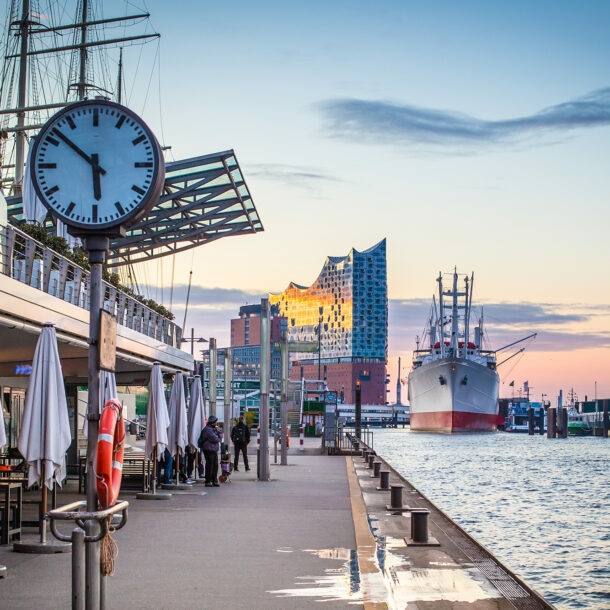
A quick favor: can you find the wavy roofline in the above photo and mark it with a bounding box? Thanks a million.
[270,238,386,296]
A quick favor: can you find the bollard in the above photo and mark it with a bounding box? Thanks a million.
[72,526,85,610]
[378,470,390,490]
[367,454,375,469]
[299,426,304,449]
[547,408,557,438]
[362,450,369,462]
[373,461,381,477]
[353,440,360,452]
[410,508,430,543]
[389,484,404,509]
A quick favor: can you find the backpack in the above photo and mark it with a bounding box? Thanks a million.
[197,429,205,449]
[232,424,246,445]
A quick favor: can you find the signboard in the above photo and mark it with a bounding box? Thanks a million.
[99,309,117,372]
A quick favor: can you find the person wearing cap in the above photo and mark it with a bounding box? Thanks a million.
[198,415,223,487]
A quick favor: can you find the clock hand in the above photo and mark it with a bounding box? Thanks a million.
[51,128,107,175]
[91,153,102,201]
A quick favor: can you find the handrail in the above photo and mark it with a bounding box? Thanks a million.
[47,499,129,543]
[0,223,182,346]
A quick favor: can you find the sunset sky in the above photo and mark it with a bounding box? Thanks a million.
[101,1,610,404]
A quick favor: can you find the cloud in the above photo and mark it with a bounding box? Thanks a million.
[390,299,610,354]
[249,163,339,190]
[318,87,610,149]
[143,283,610,355]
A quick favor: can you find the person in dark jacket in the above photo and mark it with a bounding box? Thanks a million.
[199,415,223,486]
[230,415,251,471]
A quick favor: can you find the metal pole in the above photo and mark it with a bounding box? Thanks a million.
[258,298,270,480]
[223,348,231,441]
[280,332,288,465]
[72,527,85,610]
[209,338,217,417]
[84,235,108,610]
[355,380,362,439]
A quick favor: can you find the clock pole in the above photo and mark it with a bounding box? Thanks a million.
[84,234,109,609]
[31,99,165,610]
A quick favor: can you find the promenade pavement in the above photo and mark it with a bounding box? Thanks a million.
[1,439,359,610]
[0,436,555,609]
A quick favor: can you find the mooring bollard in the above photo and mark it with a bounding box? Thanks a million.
[362,450,369,462]
[367,454,375,469]
[373,461,381,477]
[389,484,404,509]
[410,508,430,543]
[378,470,390,490]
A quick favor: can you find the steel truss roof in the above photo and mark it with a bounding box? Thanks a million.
[5,149,264,268]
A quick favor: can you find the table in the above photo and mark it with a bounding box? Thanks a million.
[0,481,22,544]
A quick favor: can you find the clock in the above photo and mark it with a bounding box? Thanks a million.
[30,99,165,234]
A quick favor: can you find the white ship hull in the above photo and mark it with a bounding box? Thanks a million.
[408,357,500,433]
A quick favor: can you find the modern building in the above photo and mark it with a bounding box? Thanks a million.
[230,303,285,382]
[269,239,388,404]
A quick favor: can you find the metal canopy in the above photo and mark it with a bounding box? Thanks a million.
[107,150,263,267]
[5,149,264,268]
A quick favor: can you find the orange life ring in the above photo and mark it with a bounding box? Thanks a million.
[95,398,125,508]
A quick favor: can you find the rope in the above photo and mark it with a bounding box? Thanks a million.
[100,519,119,576]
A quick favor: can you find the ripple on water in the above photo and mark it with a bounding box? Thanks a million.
[372,429,610,610]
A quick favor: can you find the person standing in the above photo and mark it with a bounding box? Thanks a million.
[198,415,223,487]
[231,415,251,471]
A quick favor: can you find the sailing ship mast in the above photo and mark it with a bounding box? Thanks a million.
[0,0,159,195]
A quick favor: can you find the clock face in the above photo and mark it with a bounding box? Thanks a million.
[30,99,165,231]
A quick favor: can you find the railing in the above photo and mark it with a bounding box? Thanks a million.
[326,425,374,453]
[0,223,181,346]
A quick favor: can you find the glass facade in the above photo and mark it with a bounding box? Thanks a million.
[269,239,387,363]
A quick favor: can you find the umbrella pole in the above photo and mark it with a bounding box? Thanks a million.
[40,463,47,544]
[152,447,157,494]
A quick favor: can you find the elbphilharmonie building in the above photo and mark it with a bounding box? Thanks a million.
[270,239,387,404]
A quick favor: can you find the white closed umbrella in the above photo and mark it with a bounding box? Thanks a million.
[144,362,169,461]
[187,375,206,449]
[83,369,117,437]
[23,142,48,224]
[167,373,188,484]
[18,324,71,490]
[168,372,188,458]
[0,402,6,451]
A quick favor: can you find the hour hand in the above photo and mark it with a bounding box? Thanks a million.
[51,128,106,175]
[91,153,102,200]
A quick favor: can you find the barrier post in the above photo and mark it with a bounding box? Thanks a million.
[299,425,304,451]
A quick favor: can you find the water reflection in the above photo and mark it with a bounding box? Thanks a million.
[373,429,610,610]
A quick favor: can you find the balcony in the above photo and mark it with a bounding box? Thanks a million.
[0,223,192,380]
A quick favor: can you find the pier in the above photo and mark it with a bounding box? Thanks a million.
[0,437,554,609]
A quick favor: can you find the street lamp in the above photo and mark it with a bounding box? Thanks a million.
[180,328,208,356]
[317,306,323,381]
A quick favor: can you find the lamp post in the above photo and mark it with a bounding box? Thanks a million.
[180,328,208,357]
[317,306,323,381]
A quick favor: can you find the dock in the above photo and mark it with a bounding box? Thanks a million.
[0,437,554,609]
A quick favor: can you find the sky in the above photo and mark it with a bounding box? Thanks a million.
[100,1,610,404]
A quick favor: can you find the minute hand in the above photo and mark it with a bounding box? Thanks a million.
[51,128,106,175]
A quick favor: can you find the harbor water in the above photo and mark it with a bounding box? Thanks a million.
[372,428,610,610]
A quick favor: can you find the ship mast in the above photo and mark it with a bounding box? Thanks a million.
[449,269,459,354]
[14,0,31,194]
[437,272,444,358]
[1,0,159,194]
